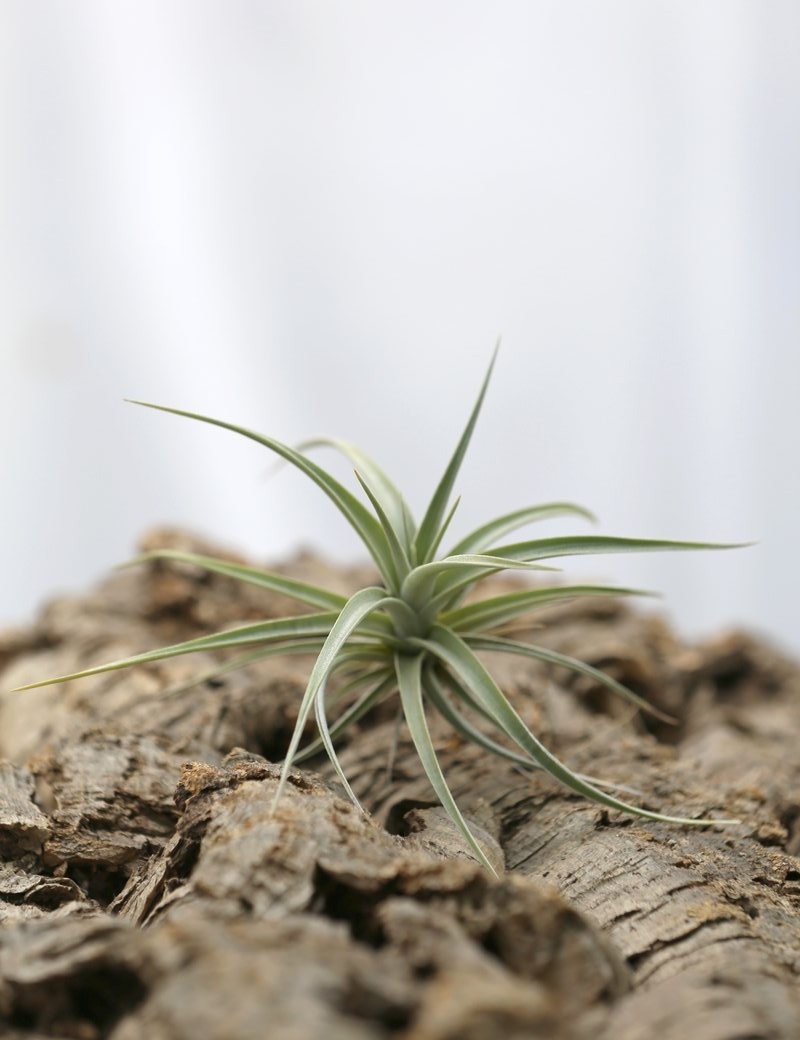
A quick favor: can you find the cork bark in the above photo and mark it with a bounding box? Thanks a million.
[1,529,798,1040]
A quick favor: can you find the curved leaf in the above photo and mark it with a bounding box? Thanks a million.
[465,634,676,722]
[126,401,396,585]
[121,549,349,612]
[425,668,642,795]
[424,667,534,768]
[294,670,395,764]
[413,343,499,564]
[299,436,417,551]
[14,613,343,691]
[271,587,400,809]
[442,584,652,634]
[314,676,363,809]
[412,626,737,826]
[354,470,410,588]
[447,502,597,557]
[487,534,750,564]
[425,495,461,562]
[160,641,387,698]
[401,554,559,610]
[396,651,500,875]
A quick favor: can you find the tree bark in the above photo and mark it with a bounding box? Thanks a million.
[1,529,798,1040]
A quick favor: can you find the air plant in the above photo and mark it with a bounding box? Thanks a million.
[18,347,741,874]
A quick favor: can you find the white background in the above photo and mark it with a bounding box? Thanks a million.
[1,3,797,652]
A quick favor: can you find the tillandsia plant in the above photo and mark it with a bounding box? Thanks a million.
[18,347,742,875]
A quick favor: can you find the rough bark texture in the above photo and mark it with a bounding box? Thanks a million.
[0,528,798,1040]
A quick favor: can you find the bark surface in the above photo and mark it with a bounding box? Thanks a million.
[1,529,798,1040]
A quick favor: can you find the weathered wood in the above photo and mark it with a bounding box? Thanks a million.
[0,752,625,1040]
[0,765,51,858]
[0,529,798,1039]
[344,625,800,1040]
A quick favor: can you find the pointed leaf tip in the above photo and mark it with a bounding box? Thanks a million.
[413,347,500,564]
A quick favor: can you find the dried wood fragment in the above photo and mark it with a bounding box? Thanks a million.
[0,763,51,857]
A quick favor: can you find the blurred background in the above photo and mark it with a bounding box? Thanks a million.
[1,2,797,651]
